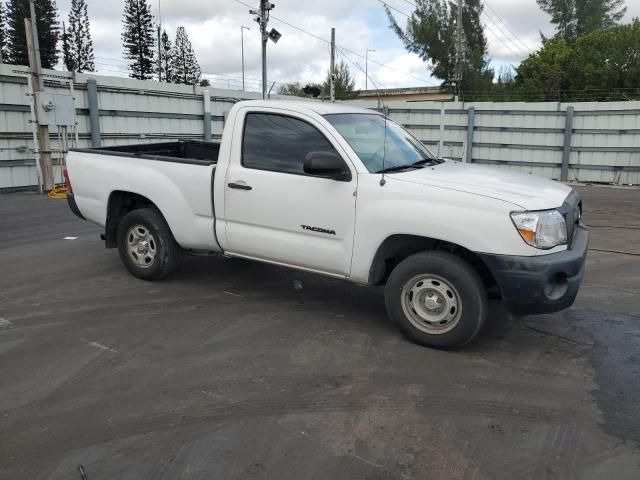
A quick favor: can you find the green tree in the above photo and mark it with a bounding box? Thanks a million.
[158,29,172,81]
[537,0,627,42]
[385,0,493,98]
[5,0,60,68]
[575,0,627,36]
[122,0,155,80]
[514,37,573,100]
[514,20,640,101]
[169,26,201,85]
[323,60,357,99]
[277,82,325,97]
[62,0,94,72]
[277,81,304,96]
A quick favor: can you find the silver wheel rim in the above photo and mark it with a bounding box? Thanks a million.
[126,224,157,269]
[400,274,462,334]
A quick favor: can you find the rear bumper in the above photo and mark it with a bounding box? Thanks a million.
[479,225,588,315]
[66,192,85,220]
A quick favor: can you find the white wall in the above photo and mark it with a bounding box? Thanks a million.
[1,64,639,188]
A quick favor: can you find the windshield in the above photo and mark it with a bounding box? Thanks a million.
[324,113,437,173]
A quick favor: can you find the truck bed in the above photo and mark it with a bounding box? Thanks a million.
[72,140,220,166]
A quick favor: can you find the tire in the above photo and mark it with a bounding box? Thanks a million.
[117,208,182,281]
[385,251,487,349]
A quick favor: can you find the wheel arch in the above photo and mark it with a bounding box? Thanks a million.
[368,234,499,295]
[105,191,167,248]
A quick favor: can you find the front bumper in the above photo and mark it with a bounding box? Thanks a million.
[479,225,588,315]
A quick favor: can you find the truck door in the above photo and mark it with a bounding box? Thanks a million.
[223,110,357,276]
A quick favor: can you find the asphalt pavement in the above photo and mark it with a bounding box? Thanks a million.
[0,185,639,479]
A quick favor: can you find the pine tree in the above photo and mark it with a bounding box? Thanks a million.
[385,0,493,97]
[122,0,155,80]
[5,0,60,68]
[169,26,201,85]
[63,0,94,72]
[1,1,6,61]
[61,20,70,68]
[537,0,627,41]
[575,0,627,36]
[323,60,357,99]
[158,29,173,82]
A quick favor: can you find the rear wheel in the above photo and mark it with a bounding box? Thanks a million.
[385,251,487,349]
[117,208,182,280]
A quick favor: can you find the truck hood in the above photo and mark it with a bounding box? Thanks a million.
[388,161,572,210]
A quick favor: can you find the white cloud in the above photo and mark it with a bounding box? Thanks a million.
[56,0,640,89]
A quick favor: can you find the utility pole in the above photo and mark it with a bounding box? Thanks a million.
[455,0,464,101]
[259,0,270,99]
[26,0,53,191]
[249,1,278,99]
[330,27,335,103]
[157,25,162,81]
[241,26,250,91]
[365,49,375,90]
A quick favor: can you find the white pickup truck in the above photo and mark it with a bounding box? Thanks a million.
[65,100,588,349]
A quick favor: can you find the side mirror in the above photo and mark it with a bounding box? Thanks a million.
[303,151,351,181]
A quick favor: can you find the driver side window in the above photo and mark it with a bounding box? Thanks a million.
[242,113,343,175]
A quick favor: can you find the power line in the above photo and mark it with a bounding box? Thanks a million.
[481,0,534,54]
[376,0,411,18]
[481,15,528,59]
[231,0,437,86]
[336,47,386,91]
[481,11,530,57]
[390,0,532,59]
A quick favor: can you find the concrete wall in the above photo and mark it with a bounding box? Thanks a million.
[1,64,639,188]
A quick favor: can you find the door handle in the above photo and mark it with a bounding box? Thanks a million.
[228,182,252,190]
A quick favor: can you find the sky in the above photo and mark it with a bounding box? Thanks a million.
[55,0,640,92]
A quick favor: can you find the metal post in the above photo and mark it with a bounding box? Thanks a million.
[365,49,375,90]
[465,107,475,163]
[330,28,335,103]
[203,90,212,142]
[438,103,445,158]
[241,26,249,92]
[86,79,101,147]
[561,106,574,181]
[260,0,267,100]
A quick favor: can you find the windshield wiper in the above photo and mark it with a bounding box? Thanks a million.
[376,164,424,174]
[411,157,442,167]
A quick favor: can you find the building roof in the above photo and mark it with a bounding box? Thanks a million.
[357,86,448,97]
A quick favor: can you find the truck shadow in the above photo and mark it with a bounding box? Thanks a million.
[172,253,518,349]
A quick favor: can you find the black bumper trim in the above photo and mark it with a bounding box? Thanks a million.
[479,225,588,315]
[66,192,85,220]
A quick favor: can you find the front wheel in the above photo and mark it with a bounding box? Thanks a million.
[117,208,182,280]
[385,251,487,349]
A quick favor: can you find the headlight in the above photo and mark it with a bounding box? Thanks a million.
[510,210,567,249]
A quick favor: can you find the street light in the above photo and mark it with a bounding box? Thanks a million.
[365,49,376,90]
[241,26,250,91]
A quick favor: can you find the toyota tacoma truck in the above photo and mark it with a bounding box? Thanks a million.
[65,100,588,349]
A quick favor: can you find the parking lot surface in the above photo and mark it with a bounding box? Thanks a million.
[1,185,639,479]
